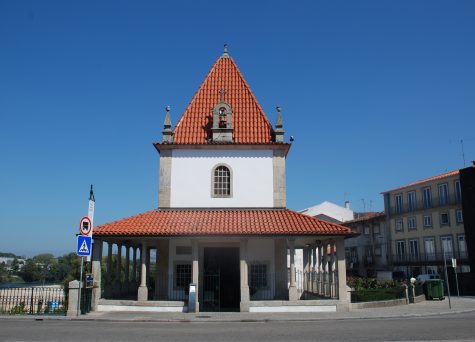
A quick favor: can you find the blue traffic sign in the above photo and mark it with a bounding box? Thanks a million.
[77,235,92,257]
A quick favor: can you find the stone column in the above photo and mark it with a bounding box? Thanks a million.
[288,238,299,301]
[155,242,161,300]
[317,242,323,295]
[323,241,329,297]
[191,240,199,312]
[312,245,317,293]
[137,242,148,301]
[105,242,113,298]
[302,246,309,292]
[239,239,250,312]
[336,237,349,311]
[146,246,151,287]
[130,247,137,293]
[330,240,336,298]
[91,240,103,311]
[66,280,80,317]
[114,243,122,296]
[123,244,130,296]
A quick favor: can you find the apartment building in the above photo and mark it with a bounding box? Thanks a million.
[382,168,470,277]
[344,212,387,277]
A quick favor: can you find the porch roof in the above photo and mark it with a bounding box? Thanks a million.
[93,208,353,238]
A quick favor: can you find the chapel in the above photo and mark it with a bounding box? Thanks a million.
[92,47,352,312]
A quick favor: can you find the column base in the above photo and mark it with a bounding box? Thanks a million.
[288,285,299,301]
[240,301,250,312]
[240,286,250,302]
[91,285,101,311]
[137,285,148,301]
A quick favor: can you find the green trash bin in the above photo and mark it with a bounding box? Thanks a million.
[425,279,445,300]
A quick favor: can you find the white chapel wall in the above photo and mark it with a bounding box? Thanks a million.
[170,149,274,207]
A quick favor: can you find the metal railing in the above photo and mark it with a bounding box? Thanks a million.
[302,271,339,299]
[389,194,462,216]
[0,285,67,315]
[391,251,469,265]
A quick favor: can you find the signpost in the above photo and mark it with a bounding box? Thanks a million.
[76,185,96,316]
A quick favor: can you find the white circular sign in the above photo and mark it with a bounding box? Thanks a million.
[79,216,92,236]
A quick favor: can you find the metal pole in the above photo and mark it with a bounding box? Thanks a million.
[77,257,84,316]
[454,265,460,297]
[443,252,451,309]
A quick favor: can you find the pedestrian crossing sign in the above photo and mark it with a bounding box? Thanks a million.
[77,235,92,257]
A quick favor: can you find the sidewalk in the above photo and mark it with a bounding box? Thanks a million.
[3,296,473,323]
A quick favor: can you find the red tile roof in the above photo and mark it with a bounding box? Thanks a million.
[93,209,353,237]
[169,54,275,144]
[381,169,460,194]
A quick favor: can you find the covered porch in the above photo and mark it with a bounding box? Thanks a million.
[90,235,350,313]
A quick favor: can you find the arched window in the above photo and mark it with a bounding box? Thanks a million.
[213,165,232,197]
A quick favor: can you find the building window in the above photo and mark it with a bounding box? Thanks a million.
[373,224,380,235]
[440,212,449,225]
[438,183,449,206]
[212,165,232,198]
[374,246,382,256]
[395,194,403,214]
[422,187,432,209]
[395,219,403,232]
[458,235,467,258]
[455,180,462,202]
[408,217,417,230]
[423,215,433,228]
[249,264,268,289]
[407,191,416,211]
[424,238,436,261]
[440,236,454,258]
[456,209,463,224]
[175,263,192,289]
[396,240,406,261]
[409,239,419,260]
[364,226,370,235]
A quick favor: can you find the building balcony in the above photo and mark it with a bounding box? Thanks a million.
[390,251,469,266]
[388,194,462,216]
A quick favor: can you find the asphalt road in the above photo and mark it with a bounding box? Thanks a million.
[1,312,475,342]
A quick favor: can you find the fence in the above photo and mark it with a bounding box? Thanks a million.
[0,285,67,315]
[302,270,339,299]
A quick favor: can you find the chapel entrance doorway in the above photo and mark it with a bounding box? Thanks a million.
[202,247,240,311]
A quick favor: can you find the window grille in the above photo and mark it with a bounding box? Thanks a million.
[213,166,231,197]
[175,264,192,288]
[250,264,267,288]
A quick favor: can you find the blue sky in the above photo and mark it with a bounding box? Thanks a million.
[1,1,474,257]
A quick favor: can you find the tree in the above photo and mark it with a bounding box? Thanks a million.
[18,259,41,282]
[0,262,8,283]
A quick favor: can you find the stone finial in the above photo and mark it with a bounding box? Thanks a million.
[274,105,284,143]
[222,44,230,58]
[219,89,226,102]
[162,105,173,143]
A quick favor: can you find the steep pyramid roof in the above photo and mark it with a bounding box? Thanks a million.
[171,51,275,144]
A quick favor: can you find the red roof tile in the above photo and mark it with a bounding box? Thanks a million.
[93,209,353,237]
[381,169,460,194]
[170,54,274,144]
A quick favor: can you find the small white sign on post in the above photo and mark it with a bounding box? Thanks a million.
[452,258,457,268]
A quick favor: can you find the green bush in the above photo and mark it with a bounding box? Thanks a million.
[347,276,403,290]
[351,288,405,302]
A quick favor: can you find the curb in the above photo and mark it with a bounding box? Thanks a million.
[1,307,475,323]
